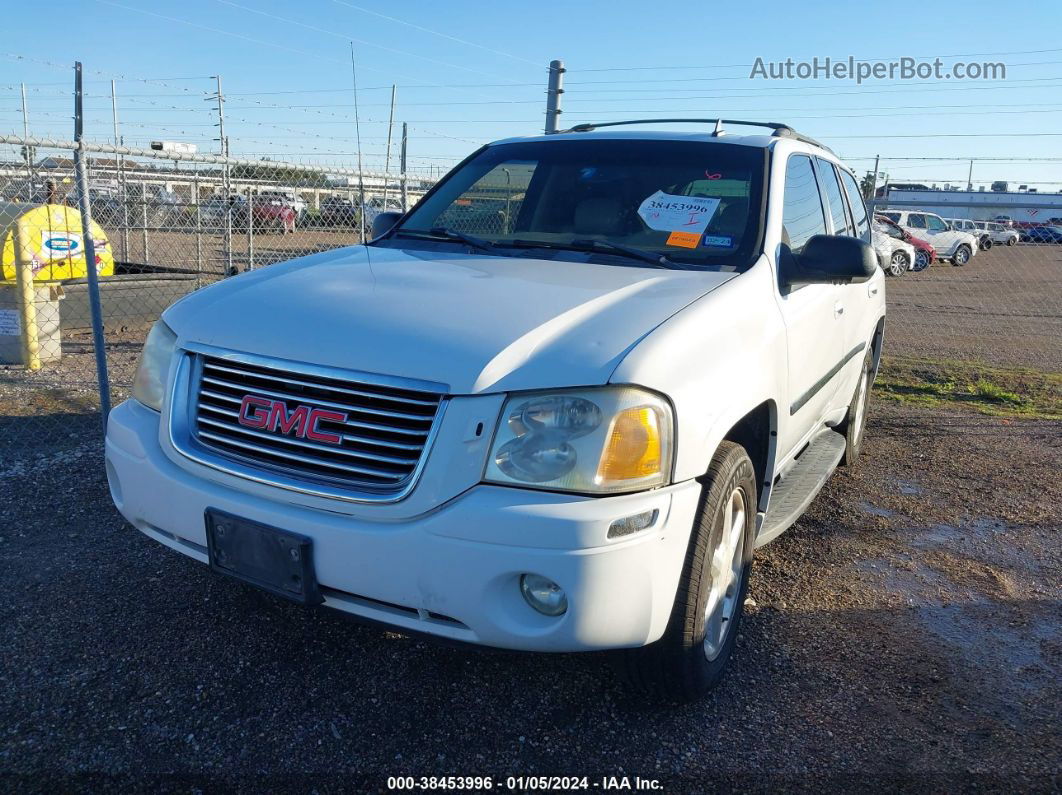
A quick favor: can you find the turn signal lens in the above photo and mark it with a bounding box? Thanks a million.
[596,406,663,483]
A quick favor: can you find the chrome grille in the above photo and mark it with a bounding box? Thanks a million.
[192,354,443,492]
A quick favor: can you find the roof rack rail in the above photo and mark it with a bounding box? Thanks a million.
[559,118,833,153]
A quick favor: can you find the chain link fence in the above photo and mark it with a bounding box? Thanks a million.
[0,135,427,463]
[2,133,1061,469]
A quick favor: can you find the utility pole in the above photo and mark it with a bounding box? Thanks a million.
[399,121,408,211]
[870,154,880,200]
[967,159,974,192]
[20,83,34,193]
[383,84,397,204]
[544,59,565,134]
[73,62,111,432]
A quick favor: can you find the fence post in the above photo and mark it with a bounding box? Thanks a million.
[544,59,565,134]
[141,188,149,266]
[400,122,408,212]
[73,61,111,432]
[246,186,255,271]
[194,162,203,287]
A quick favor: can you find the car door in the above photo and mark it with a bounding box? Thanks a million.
[922,213,956,254]
[774,153,845,458]
[817,160,878,410]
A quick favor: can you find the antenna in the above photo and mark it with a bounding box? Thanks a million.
[350,42,367,245]
[712,119,725,137]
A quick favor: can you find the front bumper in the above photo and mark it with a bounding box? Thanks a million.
[105,399,700,652]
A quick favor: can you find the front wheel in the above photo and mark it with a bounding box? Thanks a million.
[1006,237,1017,246]
[623,441,756,702]
[912,249,931,272]
[886,250,910,277]
[952,244,972,266]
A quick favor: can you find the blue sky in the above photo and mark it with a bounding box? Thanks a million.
[3,0,1062,187]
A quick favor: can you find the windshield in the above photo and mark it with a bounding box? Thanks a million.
[385,139,766,270]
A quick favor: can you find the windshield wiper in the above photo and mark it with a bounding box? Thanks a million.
[505,238,692,270]
[391,227,496,253]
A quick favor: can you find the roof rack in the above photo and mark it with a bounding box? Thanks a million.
[559,118,833,153]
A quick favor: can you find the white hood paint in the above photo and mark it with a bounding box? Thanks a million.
[164,245,736,394]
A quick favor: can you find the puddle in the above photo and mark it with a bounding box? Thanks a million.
[916,517,1009,546]
[897,480,924,496]
[859,501,897,518]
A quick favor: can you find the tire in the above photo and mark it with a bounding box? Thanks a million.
[838,349,874,466]
[623,441,756,702]
[1006,237,1017,246]
[979,236,993,251]
[912,249,931,272]
[952,244,971,266]
[886,250,910,277]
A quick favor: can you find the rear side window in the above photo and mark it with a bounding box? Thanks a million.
[781,155,826,254]
[838,169,870,239]
[880,211,900,223]
[907,214,927,229]
[816,159,853,236]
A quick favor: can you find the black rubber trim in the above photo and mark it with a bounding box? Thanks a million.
[789,342,866,416]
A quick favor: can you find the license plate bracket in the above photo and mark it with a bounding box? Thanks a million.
[205,509,323,605]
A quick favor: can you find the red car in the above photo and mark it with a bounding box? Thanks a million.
[875,214,935,271]
[250,193,297,234]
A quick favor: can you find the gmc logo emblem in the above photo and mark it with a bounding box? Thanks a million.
[237,396,347,445]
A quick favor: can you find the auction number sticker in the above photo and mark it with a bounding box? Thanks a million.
[638,190,720,237]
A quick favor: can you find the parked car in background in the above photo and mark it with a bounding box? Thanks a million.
[251,193,297,233]
[199,195,248,229]
[871,219,915,276]
[973,221,1020,246]
[363,196,405,227]
[1020,225,1062,243]
[877,210,978,265]
[945,218,993,251]
[874,214,935,271]
[319,195,360,227]
[256,190,307,217]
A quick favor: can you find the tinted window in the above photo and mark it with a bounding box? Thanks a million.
[907,214,927,229]
[880,212,900,223]
[925,215,948,231]
[781,155,826,254]
[816,159,852,236]
[839,169,870,239]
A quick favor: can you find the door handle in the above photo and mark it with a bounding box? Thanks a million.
[834,301,844,318]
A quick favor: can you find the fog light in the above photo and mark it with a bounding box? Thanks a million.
[520,574,568,616]
[608,509,658,539]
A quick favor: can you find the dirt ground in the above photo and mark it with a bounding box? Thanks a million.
[0,238,1059,791]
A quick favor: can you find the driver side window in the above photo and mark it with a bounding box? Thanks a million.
[925,216,948,232]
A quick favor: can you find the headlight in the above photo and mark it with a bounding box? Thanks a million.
[131,320,178,411]
[484,387,673,494]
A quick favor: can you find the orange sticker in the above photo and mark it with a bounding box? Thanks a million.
[666,231,700,248]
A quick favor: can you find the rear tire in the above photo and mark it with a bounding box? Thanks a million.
[623,442,756,703]
[912,249,931,272]
[838,349,874,466]
[979,235,993,251]
[952,244,971,266]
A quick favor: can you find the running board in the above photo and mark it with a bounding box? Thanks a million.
[755,430,846,548]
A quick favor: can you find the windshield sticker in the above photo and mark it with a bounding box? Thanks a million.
[638,191,720,235]
[666,231,701,248]
[702,235,733,248]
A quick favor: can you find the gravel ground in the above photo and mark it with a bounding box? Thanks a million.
[1,239,1060,791]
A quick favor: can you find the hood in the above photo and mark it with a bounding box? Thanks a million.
[164,245,736,394]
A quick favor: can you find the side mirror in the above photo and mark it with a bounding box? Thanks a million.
[790,235,877,285]
[371,210,403,239]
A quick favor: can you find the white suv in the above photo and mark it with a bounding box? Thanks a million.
[945,218,993,251]
[974,220,1020,246]
[106,120,886,701]
[878,210,978,265]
